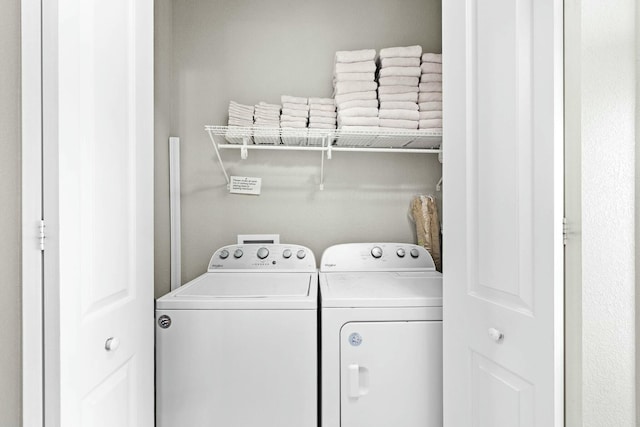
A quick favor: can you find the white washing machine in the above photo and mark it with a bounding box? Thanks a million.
[319,243,443,427]
[156,244,317,427]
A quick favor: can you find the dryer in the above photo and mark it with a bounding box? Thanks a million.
[156,244,317,427]
[319,243,443,427]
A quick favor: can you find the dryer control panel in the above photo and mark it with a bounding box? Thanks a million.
[208,244,316,272]
[320,243,435,272]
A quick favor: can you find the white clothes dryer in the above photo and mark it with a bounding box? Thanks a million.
[156,244,317,427]
[320,243,443,427]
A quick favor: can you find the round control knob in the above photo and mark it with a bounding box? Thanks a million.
[371,246,383,258]
[296,250,306,259]
[283,249,292,259]
[396,248,406,258]
[219,249,229,259]
[257,247,269,259]
[234,249,244,259]
[410,248,420,258]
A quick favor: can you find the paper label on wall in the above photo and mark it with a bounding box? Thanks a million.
[229,176,262,195]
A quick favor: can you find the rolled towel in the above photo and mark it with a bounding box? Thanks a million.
[335,60,376,74]
[379,45,422,58]
[281,95,308,105]
[420,73,443,83]
[334,72,376,82]
[378,66,421,78]
[421,62,443,73]
[419,119,443,129]
[334,90,377,104]
[308,122,337,129]
[380,101,419,110]
[309,104,337,112]
[337,99,378,110]
[419,82,443,92]
[422,53,442,63]
[419,101,443,111]
[378,92,419,102]
[282,102,309,111]
[308,97,335,105]
[280,121,307,128]
[379,118,419,129]
[418,92,443,102]
[378,76,419,87]
[380,57,421,68]
[338,107,379,118]
[337,116,380,127]
[310,109,337,118]
[379,109,420,121]
[419,110,443,120]
[281,108,309,118]
[280,114,307,122]
[309,116,337,125]
[334,81,378,95]
[335,49,376,63]
[378,85,419,94]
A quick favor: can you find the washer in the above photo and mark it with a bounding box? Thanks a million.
[156,244,317,427]
[319,243,443,427]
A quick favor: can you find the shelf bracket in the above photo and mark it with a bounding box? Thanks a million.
[436,176,443,192]
[319,136,327,191]
[241,137,250,160]
[326,142,333,160]
[207,128,231,188]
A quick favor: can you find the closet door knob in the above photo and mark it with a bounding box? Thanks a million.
[488,328,504,342]
[105,337,120,352]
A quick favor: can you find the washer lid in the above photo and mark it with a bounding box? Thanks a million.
[156,272,317,310]
[320,271,442,308]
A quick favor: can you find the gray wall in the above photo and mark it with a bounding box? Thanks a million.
[155,0,443,296]
[0,0,22,426]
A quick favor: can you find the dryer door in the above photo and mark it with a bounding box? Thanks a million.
[340,321,442,427]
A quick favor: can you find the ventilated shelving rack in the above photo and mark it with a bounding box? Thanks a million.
[205,125,443,190]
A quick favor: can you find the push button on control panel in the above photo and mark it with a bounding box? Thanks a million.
[234,249,244,259]
[410,248,420,258]
[297,250,306,259]
[219,249,229,259]
[282,249,292,259]
[396,248,405,258]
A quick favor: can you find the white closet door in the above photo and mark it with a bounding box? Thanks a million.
[442,0,563,426]
[43,0,154,425]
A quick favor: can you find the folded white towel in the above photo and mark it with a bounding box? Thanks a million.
[421,62,443,73]
[280,121,307,129]
[379,118,418,129]
[378,76,419,87]
[338,116,380,127]
[229,106,255,115]
[256,101,281,109]
[228,119,253,126]
[229,101,254,111]
[420,73,442,83]
[419,101,443,111]
[418,92,443,102]
[254,113,280,121]
[334,81,378,95]
[380,101,419,110]
[339,107,379,118]
[281,95,308,105]
[281,108,309,118]
[334,90,377,104]
[229,110,254,119]
[378,92,419,102]
[419,82,443,92]
[310,109,337,118]
[419,119,442,129]
[309,104,336,112]
[380,57,421,68]
[337,99,378,110]
[422,53,442,63]
[254,119,279,126]
[379,66,421,78]
[378,85,419,94]
[309,122,336,129]
[280,114,307,122]
[334,72,376,82]
[309,116,337,125]
[379,109,420,120]
[419,111,443,120]
[308,97,335,105]
[282,102,309,111]
[335,49,377,63]
[379,45,422,58]
[335,60,376,74]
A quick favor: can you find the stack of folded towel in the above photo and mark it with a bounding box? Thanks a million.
[418,53,443,131]
[308,97,337,130]
[226,101,254,144]
[280,95,308,145]
[376,45,423,130]
[253,102,281,144]
[333,49,380,130]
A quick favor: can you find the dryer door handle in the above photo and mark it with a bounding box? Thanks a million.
[347,364,369,399]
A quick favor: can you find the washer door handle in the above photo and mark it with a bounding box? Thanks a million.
[348,364,360,398]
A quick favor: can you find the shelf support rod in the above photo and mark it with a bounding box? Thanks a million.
[319,136,327,191]
[207,129,231,188]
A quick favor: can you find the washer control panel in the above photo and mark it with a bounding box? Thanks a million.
[208,244,316,271]
[320,243,435,272]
